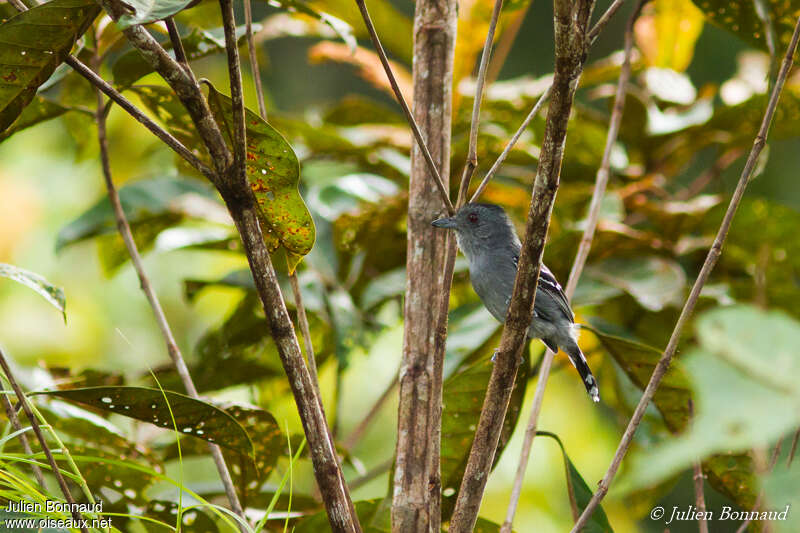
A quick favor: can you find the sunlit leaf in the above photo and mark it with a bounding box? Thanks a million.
[37,386,255,458]
[440,351,529,519]
[0,0,99,130]
[205,82,316,273]
[129,85,202,159]
[537,431,614,533]
[117,0,196,29]
[112,24,259,87]
[635,0,704,72]
[0,262,65,319]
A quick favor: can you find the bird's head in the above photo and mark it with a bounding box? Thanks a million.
[431,203,519,258]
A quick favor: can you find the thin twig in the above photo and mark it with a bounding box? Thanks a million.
[692,461,709,533]
[0,349,88,532]
[470,0,627,203]
[0,392,47,488]
[470,86,551,202]
[448,3,596,531]
[571,14,800,532]
[787,427,800,467]
[244,0,268,119]
[457,0,504,206]
[289,274,321,395]
[92,75,247,527]
[353,0,454,215]
[219,0,247,184]
[165,17,189,67]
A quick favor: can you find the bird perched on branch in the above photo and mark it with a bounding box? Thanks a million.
[432,202,599,402]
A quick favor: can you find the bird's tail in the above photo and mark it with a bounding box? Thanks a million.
[564,344,600,403]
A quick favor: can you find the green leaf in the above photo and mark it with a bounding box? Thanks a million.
[112,24,258,88]
[205,82,316,273]
[536,431,614,533]
[440,351,529,520]
[0,95,73,142]
[0,0,99,130]
[129,86,202,160]
[261,0,356,50]
[163,403,284,503]
[763,460,800,533]
[140,501,219,533]
[117,0,196,29]
[37,386,255,458]
[585,256,687,312]
[0,262,65,318]
[691,0,800,52]
[294,499,390,532]
[621,306,800,492]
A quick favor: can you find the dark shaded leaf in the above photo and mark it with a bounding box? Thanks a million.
[536,431,614,533]
[691,0,800,52]
[112,24,258,87]
[0,262,65,318]
[37,386,254,457]
[205,82,316,273]
[0,95,74,141]
[0,0,99,130]
[118,0,196,29]
[440,351,529,520]
[129,85,202,159]
[294,498,390,532]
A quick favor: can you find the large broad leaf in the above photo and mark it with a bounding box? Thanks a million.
[691,0,800,52]
[0,262,65,318]
[585,257,687,312]
[112,24,258,88]
[117,0,196,29]
[763,460,800,533]
[634,0,704,72]
[205,83,316,273]
[536,431,614,533]
[440,351,529,520]
[589,326,758,508]
[37,386,255,458]
[163,403,284,504]
[129,85,203,160]
[0,0,99,130]
[621,306,800,492]
[0,95,74,142]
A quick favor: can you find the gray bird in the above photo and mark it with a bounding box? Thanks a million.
[432,203,599,402]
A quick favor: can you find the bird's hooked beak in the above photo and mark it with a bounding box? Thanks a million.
[431,216,457,229]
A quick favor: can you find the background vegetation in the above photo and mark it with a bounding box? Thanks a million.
[1,0,799,531]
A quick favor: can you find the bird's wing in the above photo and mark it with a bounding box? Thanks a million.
[512,254,574,322]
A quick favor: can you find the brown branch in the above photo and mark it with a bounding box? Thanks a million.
[0,349,88,532]
[788,427,800,467]
[470,0,627,203]
[457,0,504,206]
[244,0,268,119]
[94,3,360,529]
[353,0,454,215]
[447,2,595,532]
[571,14,800,532]
[219,0,247,182]
[1,392,47,488]
[289,273,320,394]
[165,17,189,67]
[692,461,709,533]
[390,0,458,527]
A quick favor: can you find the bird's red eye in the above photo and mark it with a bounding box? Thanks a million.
[467,213,479,223]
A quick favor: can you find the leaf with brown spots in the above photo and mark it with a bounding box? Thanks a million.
[205,82,316,273]
[0,0,99,130]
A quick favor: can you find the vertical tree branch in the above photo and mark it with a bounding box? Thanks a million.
[388,0,458,527]
[0,349,88,532]
[571,14,800,532]
[448,3,595,532]
[692,461,709,533]
[244,0,268,118]
[1,392,46,488]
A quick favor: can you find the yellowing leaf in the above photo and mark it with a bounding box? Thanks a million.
[635,0,704,72]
